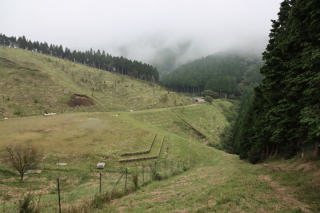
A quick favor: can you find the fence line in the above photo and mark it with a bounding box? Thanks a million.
[2,158,195,212]
[120,134,158,157]
[70,158,193,212]
[175,114,207,139]
[158,136,166,157]
[6,134,195,213]
[119,136,166,163]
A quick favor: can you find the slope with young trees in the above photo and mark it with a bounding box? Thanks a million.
[0,34,159,82]
[0,47,190,117]
[229,0,320,163]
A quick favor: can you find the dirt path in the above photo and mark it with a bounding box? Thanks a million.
[258,175,310,212]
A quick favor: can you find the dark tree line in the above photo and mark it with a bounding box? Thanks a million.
[228,0,320,163]
[0,34,159,82]
[161,53,262,98]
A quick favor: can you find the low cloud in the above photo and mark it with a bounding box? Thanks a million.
[0,0,282,71]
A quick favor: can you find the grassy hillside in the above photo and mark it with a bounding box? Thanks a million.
[103,154,320,213]
[0,101,319,212]
[0,101,230,211]
[129,101,235,148]
[99,102,320,213]
[0,47,191,118]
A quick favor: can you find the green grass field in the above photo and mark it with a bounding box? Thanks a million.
[0,102,232,211]
[0,102,319,212]
[0,48,319,212]
[98,102,320,213]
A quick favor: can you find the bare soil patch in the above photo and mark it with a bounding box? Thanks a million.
[68,94,94,107]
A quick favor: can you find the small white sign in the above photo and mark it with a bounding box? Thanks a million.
[96,162,105,169]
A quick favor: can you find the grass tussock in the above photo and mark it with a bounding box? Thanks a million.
[18,194,41,213]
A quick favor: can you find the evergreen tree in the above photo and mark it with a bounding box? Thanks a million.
[231,0,320,163]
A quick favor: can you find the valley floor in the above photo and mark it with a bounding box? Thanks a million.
[0,101,319,212]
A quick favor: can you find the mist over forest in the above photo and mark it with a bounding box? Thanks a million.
[114,35,267,75]
[0,0,282,73]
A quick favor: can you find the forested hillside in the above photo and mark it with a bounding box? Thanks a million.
[161,53,262,98]
[229,0,320,163]
[0,34,159,81]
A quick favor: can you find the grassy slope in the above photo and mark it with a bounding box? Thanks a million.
[0,111,154,211]
[0,101,231,211]
[105,156,320,213]
[99,102,320,213]
[0,47,191,117]
[0,101,318,212]
[0,48,318,212]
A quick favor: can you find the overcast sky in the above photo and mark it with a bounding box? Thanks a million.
[1,0,282,69]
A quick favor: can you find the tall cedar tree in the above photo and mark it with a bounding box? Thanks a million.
[233,0,320,163]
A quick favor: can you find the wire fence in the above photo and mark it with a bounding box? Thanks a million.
[64,158,194,212]
[2,158,194,213]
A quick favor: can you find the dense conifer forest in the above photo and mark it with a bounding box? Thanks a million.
[0,34,159,82]
[227,0,320,163]
[161,53,262,98]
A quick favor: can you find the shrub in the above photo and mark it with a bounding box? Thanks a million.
[14,109,23,116]
[160,94,168,103]
[91,193,108,209]
[202,90,219,99]
[18,194,40,213]
[204,96,213,103]
[5,144,42,181]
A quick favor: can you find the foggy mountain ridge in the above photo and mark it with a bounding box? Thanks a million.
[1,0,282,76]
[113,35,266,77]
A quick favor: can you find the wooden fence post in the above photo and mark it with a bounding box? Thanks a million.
[142,165,145,184]
[125,168,128,192]
[57,178,61,213]
[99,172,102,194]
[164,159,167,177]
